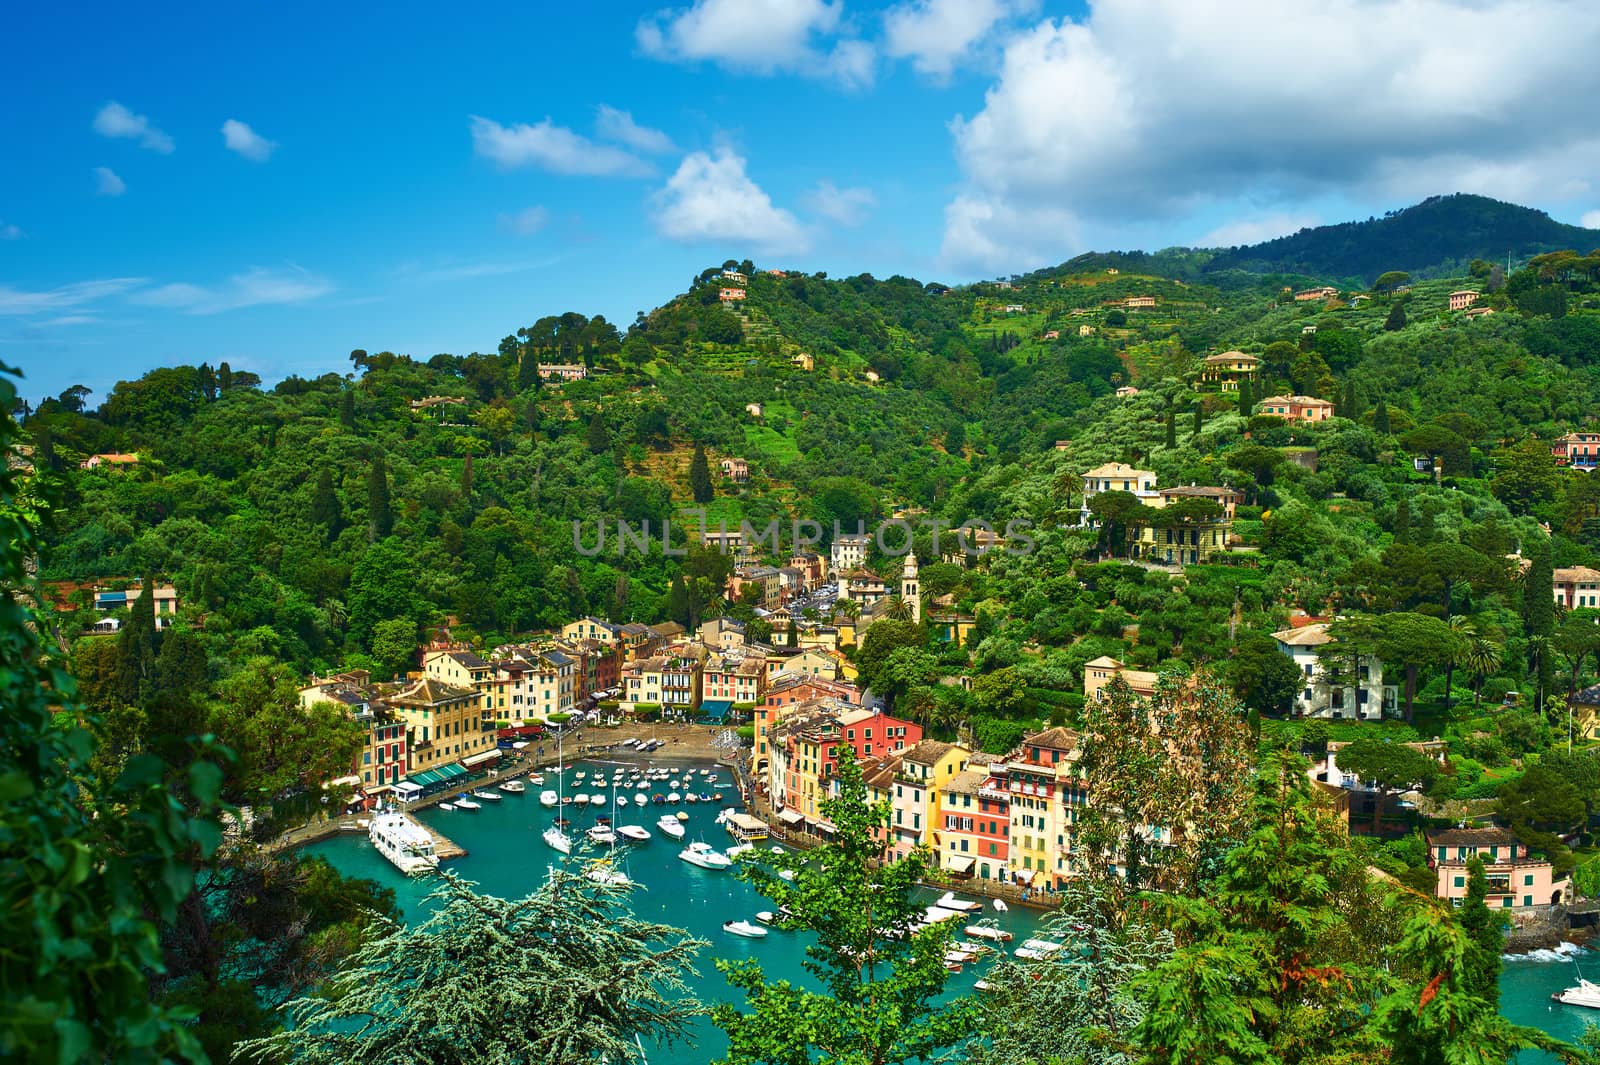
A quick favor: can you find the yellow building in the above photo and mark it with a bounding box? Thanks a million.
[388,676,496,774]
[1197,351,1260,392]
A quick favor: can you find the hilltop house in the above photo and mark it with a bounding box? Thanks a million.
[1078,462,1160,526]
[719,287,747,302]
[831,534,870,574]
[1083,656,1160,703]
[1197,351,1260,393]
[1553,566,1600,609]
[92,582,179,631]
[1294,286,1339,302]
[536,363,587,382]
[720,456,749,483]
[1426,827,1568,910]
[1448,290,1480,311]
[1123,296,1156,309]
[1258,395,1335,423]
[80,452,139,470]
[1272,623,1397,720]
[1129,485,1241,565]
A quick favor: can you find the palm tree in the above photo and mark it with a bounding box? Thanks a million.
[1462,627,1503,708]
[1442,615,1470,712]
[834,598,861,624]
[884,595,913,622]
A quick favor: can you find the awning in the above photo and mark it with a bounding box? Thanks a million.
[409,769,443,787]
[462,749,502,768]
[325,775,361,789]
[698,700,734,722]
[393,781,423,798]
[1012,869,1035,884]
[438,763,468,780]
[945,854,975,874]
[779,809,805,825]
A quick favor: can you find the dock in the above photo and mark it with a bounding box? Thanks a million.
[421,822,466,861]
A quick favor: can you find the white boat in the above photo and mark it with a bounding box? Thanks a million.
[618,824,651,842]
[472,789,500,802]
[1553,977,1600,1008]
[455,798,481,811]
[935,892,983,914]
[544,824,573,854]
[634,795,649,806]
[438,802,456,812]
[590,793,606,805]
[1014,947,1052,961]
[685,793,699,804]
[993,899,1008,912]
[964,923,1013,943]
[722,919,768,938]
[974,979,995,992]
[585,860,631,886]
[368,812,439,876]
[588,825,619,845]
[529,774,545,785]
[1015,938,1064,960]
[574,795,590,807]
[945,947,978,964]
[539,790,559,807]
[666,792,682,804]
[676,811,689,821]
[726,843,754,861]
[679,841,733,870]
[499,780,526,795]
[778,869,797,882]
[657,816,686,840]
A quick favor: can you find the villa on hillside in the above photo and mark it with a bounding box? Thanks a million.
[1449,290,1480,311]
[1272,623,1397,720]
[1552,432,1600,470]
[719,287,747,302]
[1123,296,1156,309]
[1197,351,1260,393]
[80,452,139,470]
[1083,656,1160,702]
[536,363,587,382]
[720,456,749,483]
[1258,395,1335,423]
[1294,286,1339,302]
[1129,485,1241,565]
[1426,827,1568,911]
[1553,566,1600,609]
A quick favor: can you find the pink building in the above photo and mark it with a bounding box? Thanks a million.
[1258,394,1335,423]
[719,287,747,302]
[1552,432,1600,471]
[1427,827,1568,910]
[1449,290,1480,311]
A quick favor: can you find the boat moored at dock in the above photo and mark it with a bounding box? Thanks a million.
[368,812,439,876]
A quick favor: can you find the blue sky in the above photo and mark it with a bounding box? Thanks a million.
[5,0,1600,404]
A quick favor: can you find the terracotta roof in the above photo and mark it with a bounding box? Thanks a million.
[1554,567,1600,583]
[863,754,903,790]
[1273,623,1332,647]
[901,739,957,766]
[390,676,478,708]
[1084,655,1125,669]
[1204,351,1259,364]
[1083,462,1156,481]
[942,770,987,796]
[1024,727,1080,751]
[1426,826,1514,848]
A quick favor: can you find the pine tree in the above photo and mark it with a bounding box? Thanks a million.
[586,413,609,455]
[339,389,356,428]
[367,455,392,542]
[115,579,159,707]
[688,444,714,503]
[218,361,234,391]
[1384,301,1408,332]
[310,468,341,535]
[713,747,975,1064]
[198,362,218,401]
[1374,400,1391,434]
[238,871,702,1065]
[1524,540,1554,639]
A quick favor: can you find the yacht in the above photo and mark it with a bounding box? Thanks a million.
[588,824,619,845]
[539,790,559,807]
[454,797,481,811]
[499,780,526,795]
[1553,976,1600,1008]
[679,841,733,870]
[590,792,606,805]
[617,824,651,842]
[585,860,631,886]
[368,812,439,876]
[544,733,573,855]
[438,802,456,811]
[471,789,500,802]
[722,919,768,938]
[656,816,686,840]
[528,774,545,786]
[666,792,682,804]
[964,923,1013,943]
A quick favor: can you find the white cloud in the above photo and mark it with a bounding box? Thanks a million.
[806,180,876,226]
[637,0,873,88]
[595,105,675,155]
[0,278,145,316]
[130,267,333,315]
[498,206,550,236]
[92,102,174,153]
[470,115,651,177]
[0,221,21,240]
[1197,212,1320,249]
[41,315,98,327]
[1583,210,1600,230]
[221,119,277,161]
[653,147,808,252]
[882,0,1019,80]
[942,0,1600,272]
[93,167,126,197]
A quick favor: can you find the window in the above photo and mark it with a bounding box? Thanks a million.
[1453,876,1464,888]
[1525,874,1535,886]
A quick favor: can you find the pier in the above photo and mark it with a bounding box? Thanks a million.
[420,820,466,861]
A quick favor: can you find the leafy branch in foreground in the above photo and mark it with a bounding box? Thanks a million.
[713,744,975,1065]
[237,867,704,1065]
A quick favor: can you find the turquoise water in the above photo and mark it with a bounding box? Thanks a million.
[310,755,1595,1061]
[309,756,1045,1064]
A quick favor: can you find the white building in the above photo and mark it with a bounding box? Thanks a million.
[1272,623,1396,721]
[831,535,870,579]
[1078,462,1160,526]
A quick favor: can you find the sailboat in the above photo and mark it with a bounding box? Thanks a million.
[543,732,573,855]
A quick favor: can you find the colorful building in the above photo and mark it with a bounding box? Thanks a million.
[1427,827,1568,910]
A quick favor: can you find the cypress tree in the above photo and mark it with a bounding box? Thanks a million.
[1393,495,1411,544]
[1164,409,1177,450]
[1192,402,1203,435]
[310,468,341,536]
[115,579,159,707]
[1458,856,1506,1007]
[1374,400,1391,434]
[1384,301,1408,332]
[340,389,356,428]
[668,574,691,627]
[586,413,609,455]
[945,420,965,456]
[368,455,392,542]
[1237,379,1251,417]
[517,352,541,393]
[688,444,714,503]
[1524,541,1554,639]
[218,362,234,391]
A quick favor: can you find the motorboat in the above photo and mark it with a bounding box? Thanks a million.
[935,892,983,914]
[1015,938,1064,960]
[666,792,681,804]
[701,793,719,803]
[676,811,689,821]
[587,823,619,844]
[574,795,590,807]
[617,824,651,842]
[722,919,768,938]
[454,798,481,811]
[974,979,995,992]
[634,795,649,806]
[652,794,665,805]
[499,780,526,795]
[964,923,1013,943]
[1552,976,1600,1008]
[437,802,456,812]
[726,843,754,861]
[472,789,500,802]
[529,774,545,785]
[993,899,1008,912]
[368,812,439,876]
[543,824,573,855]
[778,869,797,882]
[657,816,686,840]
[685,793,698,804]
[589,793,606,805]
[540,790,559,807]
[679,841,733,870]
[946,947,979,964]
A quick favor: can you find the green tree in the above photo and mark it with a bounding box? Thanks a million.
[714,746,975,1065]
[1373,612,1469,721]
[471,403,518,455]
[1226,634,1303,718]
[0,370,222,1063]
[309,467,341,536]
[1374,270,1411,293]
[1492,437,1562,515]
[367,454,392,541]
[1384,300,1408,331]
[241,871,703,1065]
[1334,734,1440,832]
[1164,408,1176,450]
[339,389,355,428]
[369,618,418,680]
[1458,857,1506,1008]
[689,443,714,503]
[1497,765,1585,868]
[1374,399,1391,434]
[1523,540,1555,641]
[854,619,925,695]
